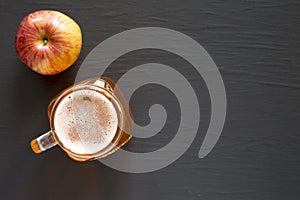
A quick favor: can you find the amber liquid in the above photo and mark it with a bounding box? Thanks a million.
[48,77,133,161]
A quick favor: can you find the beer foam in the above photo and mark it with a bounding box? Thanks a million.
[53,89,118,155]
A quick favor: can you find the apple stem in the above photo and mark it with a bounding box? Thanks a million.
[43,38,48,46]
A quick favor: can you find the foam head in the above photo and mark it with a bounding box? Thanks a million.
[53,89,118,155]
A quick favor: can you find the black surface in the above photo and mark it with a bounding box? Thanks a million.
[1,0,300,199]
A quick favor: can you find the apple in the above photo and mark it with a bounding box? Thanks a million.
[14,10,82,75]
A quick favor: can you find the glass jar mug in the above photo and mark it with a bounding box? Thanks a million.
[30,77,133,161]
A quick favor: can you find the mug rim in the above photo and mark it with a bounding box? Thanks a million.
[48,79,125,160]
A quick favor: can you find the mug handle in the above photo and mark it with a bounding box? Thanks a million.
[30,131,57,154]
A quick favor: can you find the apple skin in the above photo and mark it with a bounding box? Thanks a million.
[15,10,82,75]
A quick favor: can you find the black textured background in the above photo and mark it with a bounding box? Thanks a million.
[0,0,300,199]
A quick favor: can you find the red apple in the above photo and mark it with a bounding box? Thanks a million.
[14,10,82,75]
